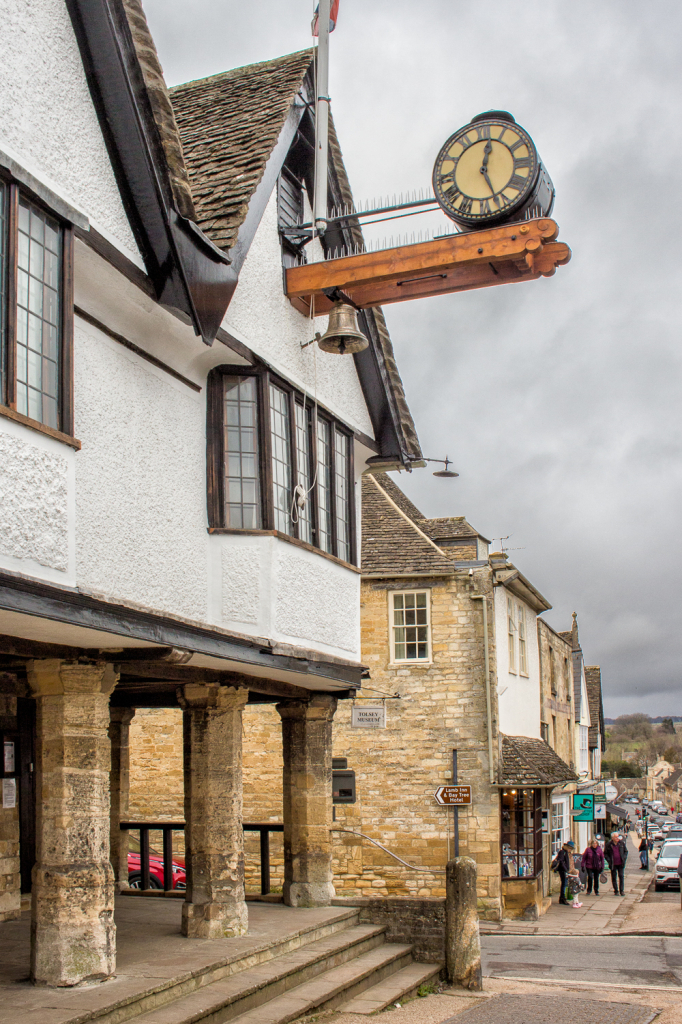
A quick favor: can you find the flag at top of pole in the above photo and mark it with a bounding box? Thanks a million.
[312,0,339,36]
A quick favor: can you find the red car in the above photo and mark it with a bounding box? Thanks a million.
[126,834,186,890]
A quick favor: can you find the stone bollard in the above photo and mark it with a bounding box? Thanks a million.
[446,857,482,990]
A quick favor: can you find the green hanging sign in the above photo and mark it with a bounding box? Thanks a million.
[572,793,595,822]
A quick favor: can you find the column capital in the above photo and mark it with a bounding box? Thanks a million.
[27,660,119,697]
[276,693,338,723]
[109,707,135,727]
[178,683,248,712]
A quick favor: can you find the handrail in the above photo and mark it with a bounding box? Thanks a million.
[331,827,446,874]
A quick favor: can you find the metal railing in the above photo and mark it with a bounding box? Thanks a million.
[331,827,446,874]
[119,821,284,894]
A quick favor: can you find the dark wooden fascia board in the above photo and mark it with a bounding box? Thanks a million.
[64,0,235,343]
[0,571,362,687]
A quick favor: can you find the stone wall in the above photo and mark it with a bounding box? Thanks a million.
[333,897,446,963]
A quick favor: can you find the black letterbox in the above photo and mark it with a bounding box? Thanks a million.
[332,769,356,804]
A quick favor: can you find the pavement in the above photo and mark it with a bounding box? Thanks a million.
[480,832,681,937]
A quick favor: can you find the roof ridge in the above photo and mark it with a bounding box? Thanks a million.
[169,48,314,94]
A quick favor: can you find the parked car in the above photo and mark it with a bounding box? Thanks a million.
[654,841,682,891]
[676,813,682,824]
[126,834,186,890]
[623,796,639,804]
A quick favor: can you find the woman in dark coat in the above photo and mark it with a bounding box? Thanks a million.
[581,838,605,894]
[554,840,575,905]
[639,835,649,869]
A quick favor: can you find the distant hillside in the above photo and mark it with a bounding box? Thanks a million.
[604,716,682,725]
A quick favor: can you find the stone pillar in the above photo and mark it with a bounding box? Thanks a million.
[277,694,337,908]
[27,659,118,987]
[180,683,248,939]
[446,857,482,990]
[109,707,135,892]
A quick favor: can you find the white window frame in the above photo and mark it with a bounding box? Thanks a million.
[518,604,528,675]
[389,590,431,664]
[551,798,569,856]
[507,596,516,673]
[579,725,589,773]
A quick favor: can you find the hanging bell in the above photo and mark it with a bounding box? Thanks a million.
[317,302,369,355]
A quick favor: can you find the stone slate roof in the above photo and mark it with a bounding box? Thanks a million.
[123,0,196,220]
[500,734,578,787]
[585,666,605,752]
[426,517,483,541]
[170,49,314,253]
[362,475,454,577]
[372,473,427,524]
[665,768,682,790]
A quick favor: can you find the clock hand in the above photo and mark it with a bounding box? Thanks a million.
[481,168,496,195]
[480,140,495,194]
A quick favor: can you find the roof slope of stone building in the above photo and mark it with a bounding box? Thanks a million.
[425,517,485,542]
[170,50,314,253]
[361,475,454,577]
[665,767,682,789]
[585,666,605,752]
[500,734,578,786]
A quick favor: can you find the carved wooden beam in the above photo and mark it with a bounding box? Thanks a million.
[286,219,571,313]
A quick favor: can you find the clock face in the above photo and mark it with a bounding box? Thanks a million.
[433,117,539,226]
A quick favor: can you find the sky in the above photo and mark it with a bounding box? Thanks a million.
[143,0,682,719]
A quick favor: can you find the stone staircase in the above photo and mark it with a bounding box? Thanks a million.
[117,909,442,1024]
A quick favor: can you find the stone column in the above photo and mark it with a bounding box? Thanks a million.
[27,659,118,987]
[277,694,337,908]
[180,683,248,939]
[109,707,135,892]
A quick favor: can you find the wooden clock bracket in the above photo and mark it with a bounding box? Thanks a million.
[285,218,571,315]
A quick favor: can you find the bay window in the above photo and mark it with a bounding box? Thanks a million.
[208,366,355,563]
[0,176,73,437]
[501,788,543,878]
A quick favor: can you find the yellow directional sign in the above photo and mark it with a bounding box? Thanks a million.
[435,785,472,806]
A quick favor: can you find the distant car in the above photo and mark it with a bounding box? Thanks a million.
[676,813,682,824]
[623,796,639,804]
[655,840,682,891]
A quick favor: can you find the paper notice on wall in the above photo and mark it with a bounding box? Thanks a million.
[4,740,15,774]
[595,803,606,819]
[351,705,386,729]
[2,778,16,809]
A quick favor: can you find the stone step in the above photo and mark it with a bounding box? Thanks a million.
[338,961,443,1014]
[74,908,363,1024]
[226,944,415,1024]
[127,925,393,1024]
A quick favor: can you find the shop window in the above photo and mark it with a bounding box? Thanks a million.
[551,799,568,856]
[501,788,543,878]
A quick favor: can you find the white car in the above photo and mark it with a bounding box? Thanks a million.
[655,840,682,891]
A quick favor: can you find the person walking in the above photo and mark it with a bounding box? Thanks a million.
[582,837,605,894]
[553,840,576,905]
[605,831,628,895]
[639,835,649,870]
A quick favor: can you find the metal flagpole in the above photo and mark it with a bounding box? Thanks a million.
[313,0,331,236]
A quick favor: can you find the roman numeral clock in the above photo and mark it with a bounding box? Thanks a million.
[433,111,555,228]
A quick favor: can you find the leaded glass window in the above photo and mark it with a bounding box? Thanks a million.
[391,591,430,661]
[294,401,312,544]
[16,197,61,428]
[316,416,333,553]
[334,428,350,563]
[224,376,261,528]
[502,789,543,878]
[507,596,516,672]
[269,383,292,534]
